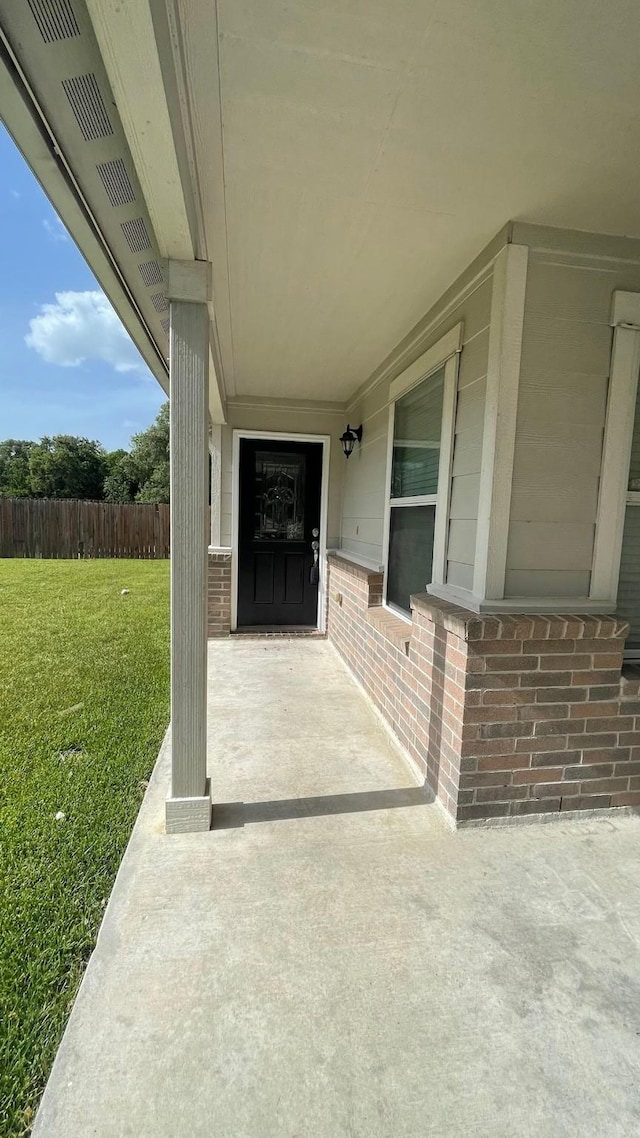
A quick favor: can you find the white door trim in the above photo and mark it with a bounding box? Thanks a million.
[231,430,331,632]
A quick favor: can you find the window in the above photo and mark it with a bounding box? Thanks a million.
[617,392,640,653]
[384,353,457,616]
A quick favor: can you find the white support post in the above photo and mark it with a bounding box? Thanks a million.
[165,260,212,834]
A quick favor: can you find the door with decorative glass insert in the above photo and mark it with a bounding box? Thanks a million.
[237,439,323,628]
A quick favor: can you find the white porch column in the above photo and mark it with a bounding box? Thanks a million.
[166,260,212,834]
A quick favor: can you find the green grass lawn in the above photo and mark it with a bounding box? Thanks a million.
[0,559,170,1137]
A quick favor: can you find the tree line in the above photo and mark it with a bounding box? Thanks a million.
[0,402,169,504]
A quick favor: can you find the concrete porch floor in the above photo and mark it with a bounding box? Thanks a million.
[34,639,640,1137]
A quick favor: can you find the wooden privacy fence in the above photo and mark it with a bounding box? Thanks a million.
[0,498,171,559]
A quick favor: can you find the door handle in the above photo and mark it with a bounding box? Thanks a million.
[310,539,320,584]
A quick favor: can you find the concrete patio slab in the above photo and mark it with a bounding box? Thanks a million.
[33,640,640,1137]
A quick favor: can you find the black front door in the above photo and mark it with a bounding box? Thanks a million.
[237,439,323,628]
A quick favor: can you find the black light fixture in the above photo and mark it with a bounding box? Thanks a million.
[340,424,363,458]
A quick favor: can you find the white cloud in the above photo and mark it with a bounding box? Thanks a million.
[42,216,68,242]
[25,290,147,374]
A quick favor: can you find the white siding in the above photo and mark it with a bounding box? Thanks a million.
[340,273,493,574]
[506,233,640,599]
[223,226,640,611]
[339,404,387,566]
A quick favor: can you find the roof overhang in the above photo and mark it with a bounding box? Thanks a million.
[0,26,169,390]
[0,0,227,423]
[85,0,232,417]
[6,0,640,415]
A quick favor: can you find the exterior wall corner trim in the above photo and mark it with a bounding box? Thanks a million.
[473,242,529,602]
[591,316,640,603]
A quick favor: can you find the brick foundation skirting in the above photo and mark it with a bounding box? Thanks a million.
[327,552,637,824]
[207,550,231,637]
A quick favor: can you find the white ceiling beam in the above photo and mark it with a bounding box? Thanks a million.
[84,0,194,263]
[161,0,236,397]
[85,1,226,421]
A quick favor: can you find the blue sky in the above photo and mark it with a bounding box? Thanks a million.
[0,126,164,452]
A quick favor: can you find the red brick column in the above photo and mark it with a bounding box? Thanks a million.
[207,550,231,637]
[327,553,635,823]
[457,610,633,820]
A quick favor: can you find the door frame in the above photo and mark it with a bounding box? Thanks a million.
[231,430,331,632]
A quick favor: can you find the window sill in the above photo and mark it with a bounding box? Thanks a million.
[365,605,412,652]
[326,549,384,576]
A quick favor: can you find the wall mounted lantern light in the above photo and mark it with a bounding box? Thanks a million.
[339,424,363,458]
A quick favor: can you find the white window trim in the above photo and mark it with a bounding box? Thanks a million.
[389,494,437,508]
[381,328,461,619]
[591,292,640,605]
[388,323,462,402]
[421,243,529,613]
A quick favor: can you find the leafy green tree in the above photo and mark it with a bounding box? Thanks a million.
[0,404,170,502]
[130,402,170,504]
[104,403,170,504]
[102,448,136,503]
[105,448,127,474]
[103,456,136,503]
[0,440,35,497]
[28,436,108,500]
[136,462,170,504]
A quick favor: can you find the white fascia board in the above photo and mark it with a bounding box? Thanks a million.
[0,50,169,390]
[85,0,194,262]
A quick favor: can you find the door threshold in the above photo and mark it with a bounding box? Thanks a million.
[232,626,325,637]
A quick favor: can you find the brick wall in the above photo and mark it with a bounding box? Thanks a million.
[327,553,637,824]
[208,550,231,637]
[327,554,465,818]
[457,611,635,821]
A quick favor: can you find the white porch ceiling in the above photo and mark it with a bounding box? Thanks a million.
[211,0,640,401]
[5,0,640,408]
